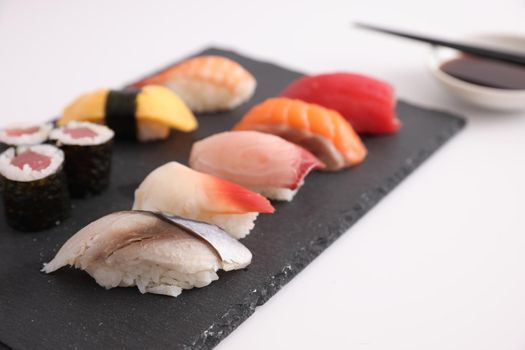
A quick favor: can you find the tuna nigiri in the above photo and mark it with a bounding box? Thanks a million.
[281,73,400,134]
[234,98,367,171]
[132,55,256,113]
[189,131,324,201]
[132,162,274,239]
[43,211,252,297]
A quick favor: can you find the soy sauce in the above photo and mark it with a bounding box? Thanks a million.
[440,56,525,90]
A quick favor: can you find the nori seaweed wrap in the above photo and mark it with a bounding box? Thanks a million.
[50,122,114,198]
[105,89,140,141]
[0,145,70,231]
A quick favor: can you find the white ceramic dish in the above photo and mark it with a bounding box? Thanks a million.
[427,34,525,111]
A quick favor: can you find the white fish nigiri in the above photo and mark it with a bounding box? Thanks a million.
[189,131,325,201]
[43,211,252,297]
[133,162,275,239]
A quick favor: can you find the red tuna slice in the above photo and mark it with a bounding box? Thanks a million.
[5,126,40,137]
[63,126,98,139]
[281,73,401,135]
[11,150,51,171]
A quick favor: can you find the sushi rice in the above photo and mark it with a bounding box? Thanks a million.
[0,123,52,146]
[165,77,256,113]
[0,144,64,182]
[201,212,259,239]
[253,185,300,202]
[49,121,114,146]
[86,260,220,297]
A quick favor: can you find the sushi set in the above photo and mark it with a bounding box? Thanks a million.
[0,48,465,349]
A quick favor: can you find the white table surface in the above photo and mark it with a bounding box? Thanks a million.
[2,1,525,349]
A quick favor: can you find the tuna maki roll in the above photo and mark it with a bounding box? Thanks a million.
[0,144,70,231]
[0,123,53,148]
[50,122,114,198]
[0,123,53,193]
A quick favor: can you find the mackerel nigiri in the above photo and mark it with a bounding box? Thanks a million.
[234,98,367,171]
[281,73,400,134]
[43,211,252,297]
[189,131,324,201]
[133,162,274,239]
[132,55,256,113]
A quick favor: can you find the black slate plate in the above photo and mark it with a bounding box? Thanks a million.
[0,48,465,350]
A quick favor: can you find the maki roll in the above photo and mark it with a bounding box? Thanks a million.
[50,122,114,198]
[0,123,52,149]
[0,144,70,231]
[58,85,197,142]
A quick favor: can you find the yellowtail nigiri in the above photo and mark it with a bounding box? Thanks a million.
[189,131,324,201]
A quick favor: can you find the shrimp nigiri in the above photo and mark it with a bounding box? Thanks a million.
[234,98,367,171]
[189,131,324,201]
[132,162,274,239]
[132,55,256,113]
[43,211,252,297]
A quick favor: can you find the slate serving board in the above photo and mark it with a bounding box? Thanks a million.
[0,48,465,350]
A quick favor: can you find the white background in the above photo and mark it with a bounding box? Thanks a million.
[1,1,525,349]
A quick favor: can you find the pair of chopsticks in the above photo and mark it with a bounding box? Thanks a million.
[354,22,525,66]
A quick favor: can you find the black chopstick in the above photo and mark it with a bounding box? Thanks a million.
[354,22,525,66]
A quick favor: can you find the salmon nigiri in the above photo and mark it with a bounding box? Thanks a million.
[189,131,325,201]
[281,73,400,134]
[234,98,367,171]
[132,162,274,239]
[132,55,256,113]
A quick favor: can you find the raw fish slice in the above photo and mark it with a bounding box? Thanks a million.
[43,211,252,297]
[161,214,250,270]
[10,150,51,171]
[281,73,400,134]
[133,162,274,239]
[131,55,256,113]
[234,98,367,171]
[189,131,325,201]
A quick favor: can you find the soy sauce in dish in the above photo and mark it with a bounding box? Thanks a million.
[440,55,525,90]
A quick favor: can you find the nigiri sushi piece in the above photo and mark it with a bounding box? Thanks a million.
[131,55,256,113]
[234,98,367,171]
[43,211,252,298]
[132,162,275,239]
[281,73,401,134]
[59,85,197,142]
[189,131,325,201]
